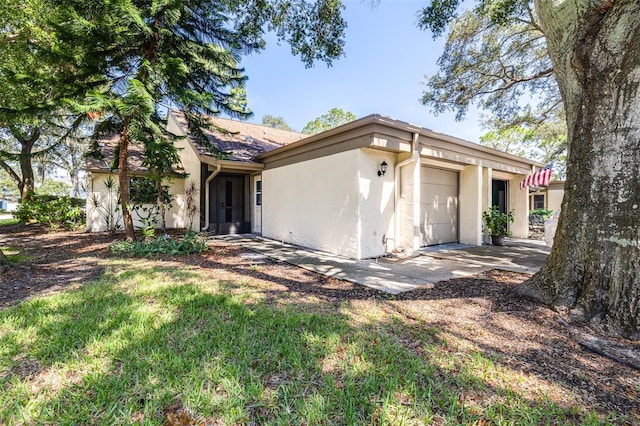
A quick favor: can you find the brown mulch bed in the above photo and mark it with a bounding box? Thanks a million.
[1,224,639,421]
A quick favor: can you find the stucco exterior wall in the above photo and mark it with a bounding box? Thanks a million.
[547,186,564,211]
[261,150,361,258]
[481,168,492,243]
[86,172,186,232]
[168,112,201,231]
[357,148,396,258]
[509,178,529,238]
[459,165,483,245]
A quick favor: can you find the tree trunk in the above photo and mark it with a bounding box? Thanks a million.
[516,0,640,339]
[157,179,167,233]
[70,171,80,198]
[119,119,135,239]
[19,147,35,201]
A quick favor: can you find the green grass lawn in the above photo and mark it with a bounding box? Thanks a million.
[0,259,619,425]
[0,218,19,227]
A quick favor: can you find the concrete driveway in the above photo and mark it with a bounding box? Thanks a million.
[421,239,549,275]
[219,235,550,294]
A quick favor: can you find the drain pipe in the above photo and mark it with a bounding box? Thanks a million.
[201,163,221,231]
[394,132,420,252]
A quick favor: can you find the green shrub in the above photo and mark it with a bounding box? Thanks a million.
[109,231,208,256]
[529,208,554,219]
[482,206,515,236]
[35,179,72,197]
[14,195,85,229]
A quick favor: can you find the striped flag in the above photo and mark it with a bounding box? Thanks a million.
[520,167,552,189]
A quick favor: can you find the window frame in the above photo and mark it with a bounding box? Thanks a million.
[255,179,262,206]
[533,194,545,210]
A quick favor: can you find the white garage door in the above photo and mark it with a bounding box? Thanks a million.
[420,167,458,245]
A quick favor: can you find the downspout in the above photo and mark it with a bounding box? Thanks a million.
[201,163,221,231]
[394,132,420,252]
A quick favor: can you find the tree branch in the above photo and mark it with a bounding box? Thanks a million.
[475,67,554,96]
[0,159,22,188]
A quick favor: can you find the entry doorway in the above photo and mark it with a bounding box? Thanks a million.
[208,174,250,234]
[492,179,508,214]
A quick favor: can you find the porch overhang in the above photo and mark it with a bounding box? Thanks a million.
[200,155,264,172]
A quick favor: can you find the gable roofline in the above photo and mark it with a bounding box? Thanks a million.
[168,109,306,163]
[168,109,306,138]
[256,114,544,170]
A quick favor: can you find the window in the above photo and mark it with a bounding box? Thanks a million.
[255,180,262,206]
[533,194,545,210]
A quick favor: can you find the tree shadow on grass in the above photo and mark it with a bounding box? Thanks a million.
[1,228,637,423]
[174,252,639,422]
[0,266,614,425]
[0,224,111,308]
[145,248,640,422]
[381,293,640,422]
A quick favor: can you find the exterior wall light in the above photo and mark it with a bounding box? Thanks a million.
[378,160,388,177]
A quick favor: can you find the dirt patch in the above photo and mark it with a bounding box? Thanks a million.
[0,224,113,306]
[1,225,639,421]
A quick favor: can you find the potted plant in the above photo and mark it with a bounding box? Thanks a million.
[482,206,515,246]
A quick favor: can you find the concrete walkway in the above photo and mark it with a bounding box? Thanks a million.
[218,235,550,294]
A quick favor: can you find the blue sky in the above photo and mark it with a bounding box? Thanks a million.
[239,0,483,141]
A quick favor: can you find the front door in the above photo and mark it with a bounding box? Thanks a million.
[209,174,250,234]
[492,180,508,214]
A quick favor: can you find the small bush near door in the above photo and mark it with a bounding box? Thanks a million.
[109,231,208,256]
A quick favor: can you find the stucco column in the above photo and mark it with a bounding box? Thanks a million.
[397,161,414,253]
[459,165,483,245]
[509,178,529,238]
[482,168,492,243]
[411,156,421,255]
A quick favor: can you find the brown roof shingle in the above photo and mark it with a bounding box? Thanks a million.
[84,134,149,174]
[85,112,306,173]
[170,111,306,162]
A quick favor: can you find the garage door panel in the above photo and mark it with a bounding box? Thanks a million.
[421,202,458,224]
[422,223,458,246]
[421,167,457,185]
[421,166,458,246]
[421,183,457,200]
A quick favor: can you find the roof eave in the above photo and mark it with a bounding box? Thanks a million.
[256,114,543,169]
[256,114,405,161]
[200,154,265,171]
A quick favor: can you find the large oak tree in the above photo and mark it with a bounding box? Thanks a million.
[419,2,567,176]
[0,0,89,200]
[421,0,640,338]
